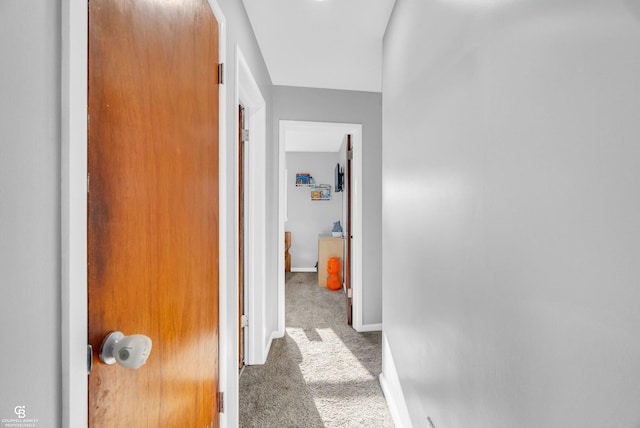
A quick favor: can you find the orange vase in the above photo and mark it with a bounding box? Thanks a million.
[326,257,341,290]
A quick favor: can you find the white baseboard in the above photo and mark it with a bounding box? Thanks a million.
[355,322,382,332]
[379,332,413,428]
[261,330,280,363]
[291,267,317,272]
[263,333,273,360]
[272,324,284,340]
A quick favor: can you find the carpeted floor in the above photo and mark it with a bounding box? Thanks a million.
[239,272,394,428]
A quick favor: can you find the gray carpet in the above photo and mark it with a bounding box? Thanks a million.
[239,272,394,428]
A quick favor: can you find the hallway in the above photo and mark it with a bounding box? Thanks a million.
[239,272,393,427]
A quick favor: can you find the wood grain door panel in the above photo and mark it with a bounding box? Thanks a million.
[88,0,220,426]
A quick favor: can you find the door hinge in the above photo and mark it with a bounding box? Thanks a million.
[218,63,225,85]
[241,314,249,328]
[241,129,249,142]
[218,392,225,413]
[347,149,353,160]
[347,288,353,298]
[87,173,90,193]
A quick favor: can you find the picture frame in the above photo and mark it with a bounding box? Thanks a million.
[296,173,314,187]
[311,184,331,201]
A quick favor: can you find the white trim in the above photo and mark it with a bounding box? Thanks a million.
[236,47,269,366]
[278,121,363,335]
[291,267,317,273]
[263,330,279,361]
[379,332,413,428]
[62,2,227,426]
[349,126,365,332]
[61,1,88,426]
[354,323,382,332]
[278,125,287,337]
[209,3,227,428]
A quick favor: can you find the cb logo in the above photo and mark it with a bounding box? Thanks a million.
[14,406,26,419]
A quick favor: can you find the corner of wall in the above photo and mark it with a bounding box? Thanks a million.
[379,331,413,428]
[354,323,382,333]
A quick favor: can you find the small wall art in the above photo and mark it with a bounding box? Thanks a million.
[311,184,331,201]
[296,173,314,187]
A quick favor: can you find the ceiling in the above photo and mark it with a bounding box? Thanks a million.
[242,0,396,93]
[283,121,354,152]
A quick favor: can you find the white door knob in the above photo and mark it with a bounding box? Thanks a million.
[99,331,152,369]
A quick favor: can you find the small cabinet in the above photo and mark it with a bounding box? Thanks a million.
[317,235,343,287]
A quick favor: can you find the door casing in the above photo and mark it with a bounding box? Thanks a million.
[239,104,246,370]
[235,47,271,366]
[60,0,228,426]
[277,121,368,333]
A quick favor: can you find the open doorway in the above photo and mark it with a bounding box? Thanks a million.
[241,122,393,424]
[277,120,364,334]
[62,1,228,425]
[236,48,269,369]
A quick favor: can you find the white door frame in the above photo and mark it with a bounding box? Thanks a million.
[235,48,269,365]
[61,1,228,426]
[277,120,365,334]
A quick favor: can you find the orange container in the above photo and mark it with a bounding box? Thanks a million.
[326,257,341,290]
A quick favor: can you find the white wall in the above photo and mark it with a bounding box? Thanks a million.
[273,86,383,325]
[382,1,640,427]
[286,152,342,269]
[0,0,61,424]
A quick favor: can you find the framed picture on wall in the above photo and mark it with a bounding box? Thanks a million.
[311,184,331,201]
[296,173,314,187]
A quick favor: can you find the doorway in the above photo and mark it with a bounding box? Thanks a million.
[277,121,364,333]
[61,1,228,425]
[236,48,268,366]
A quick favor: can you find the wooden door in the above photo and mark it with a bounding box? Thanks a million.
[346,135,353,325]
[88,0,220,426]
